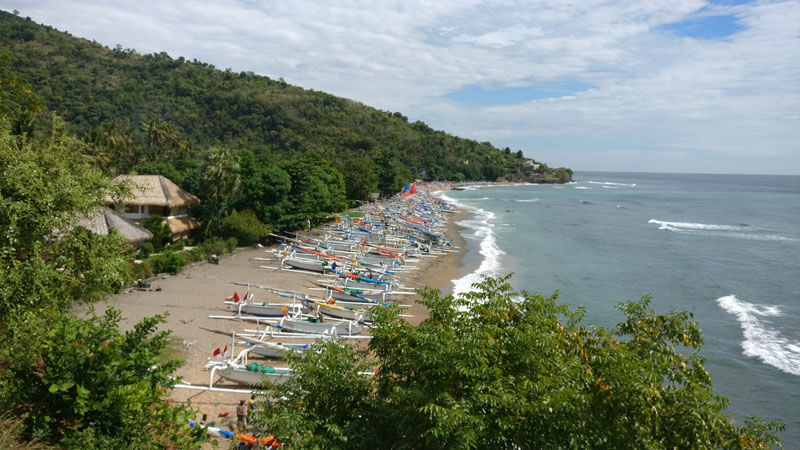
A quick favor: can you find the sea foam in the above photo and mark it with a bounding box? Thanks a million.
[588,181,637,187]
[717,295,800,376]
[649,219,797,242]
[440,192,504,297]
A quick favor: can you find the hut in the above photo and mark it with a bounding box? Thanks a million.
[111,175,201,240]
[76,207,153,245]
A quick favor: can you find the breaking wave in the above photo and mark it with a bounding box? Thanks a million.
[717,295,800,376]
[438,192,504,298]
[648,219,798,242]
[588,181,637,187]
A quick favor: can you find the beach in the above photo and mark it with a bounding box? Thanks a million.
[88,208,468,430]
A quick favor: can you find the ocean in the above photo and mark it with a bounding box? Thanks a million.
[441,172,800,443]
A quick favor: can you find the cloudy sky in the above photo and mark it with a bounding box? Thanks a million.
[4,0,799,174]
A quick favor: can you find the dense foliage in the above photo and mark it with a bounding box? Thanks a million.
[253,276,784,449]
[0,10,571,187]
[0,77,201,446]
[1,9,573,238]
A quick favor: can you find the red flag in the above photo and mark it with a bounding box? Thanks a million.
[233,291,240,303]
[213,348,221,356]
[222,345,228,358]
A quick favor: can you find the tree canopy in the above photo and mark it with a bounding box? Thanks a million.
[0,109,200,447]
[252,276,784,449]
[0,10,570,188]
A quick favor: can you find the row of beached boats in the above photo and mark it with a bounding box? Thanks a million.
[201,186,456,389]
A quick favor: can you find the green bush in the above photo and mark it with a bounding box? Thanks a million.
[141,215,173,249]
[129,260,151,280]
[148,251,187,275]
[137,241,155,259]
[221,209,269,246]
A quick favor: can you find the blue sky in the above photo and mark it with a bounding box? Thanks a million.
[3,0,799,174]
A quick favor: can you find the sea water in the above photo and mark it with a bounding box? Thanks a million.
[442,172,800,443]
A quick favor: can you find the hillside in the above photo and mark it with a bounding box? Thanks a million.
[0,10,571,185]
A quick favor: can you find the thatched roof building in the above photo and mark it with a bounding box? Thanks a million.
[76,207,153,244]
[113,174,200,207]
[111,175,201,240]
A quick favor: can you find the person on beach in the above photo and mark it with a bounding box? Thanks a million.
[198,413,207,426]
[236,399,248,431]
[249,394,257,410]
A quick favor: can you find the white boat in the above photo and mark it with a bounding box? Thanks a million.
[227,290,308,317]
[273,316,363,336]
[215,363,293,386]
[306,299,373,323]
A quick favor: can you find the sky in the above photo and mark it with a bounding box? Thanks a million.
[3,0,799,174]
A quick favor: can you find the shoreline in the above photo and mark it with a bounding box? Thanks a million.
[88,204,470,429]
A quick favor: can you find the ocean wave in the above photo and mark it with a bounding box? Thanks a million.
[515,198,540,203]
[452,208,504,298]
[649,219,798,242]
[648,219,751,231]
[717,295,800,376]
[588,181,637,187]
[574,186,593,190]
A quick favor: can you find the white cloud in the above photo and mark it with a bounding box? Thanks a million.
[4,0,799,174]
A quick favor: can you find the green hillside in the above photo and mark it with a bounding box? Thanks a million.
[0,9,571,187]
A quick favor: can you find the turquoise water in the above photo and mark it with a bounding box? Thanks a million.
[442,172,800,443]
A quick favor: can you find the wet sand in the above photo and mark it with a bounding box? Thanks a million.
[88,208,468,430]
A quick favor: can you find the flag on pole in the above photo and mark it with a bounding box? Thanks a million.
[222,345,228,359]
[233,291,240,303]
[213,348,221,357]
[403,182,417,201]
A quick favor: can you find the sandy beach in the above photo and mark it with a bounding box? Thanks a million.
[88,208,468,431]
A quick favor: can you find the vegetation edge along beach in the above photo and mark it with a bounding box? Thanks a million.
[0,9,786,449]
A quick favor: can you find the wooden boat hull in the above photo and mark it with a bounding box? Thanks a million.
[278,318,363,336]
[239,302,307,317]
[284,257,330,273]
[216,366,293,385]
[247,341,310,359]
[310,301,372,323]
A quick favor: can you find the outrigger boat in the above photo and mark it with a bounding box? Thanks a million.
[270,315,363,336]
[226,290,308,317]
[207,348,293,386]
[304,298,374,323]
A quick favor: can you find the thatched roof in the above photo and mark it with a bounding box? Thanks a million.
[113,175,200,208]
[165,217,200,235]
[77,207,154,243]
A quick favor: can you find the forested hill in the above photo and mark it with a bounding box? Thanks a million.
[0,10,571,185]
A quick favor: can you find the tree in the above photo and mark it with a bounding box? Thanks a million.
[251,275,784,449]
[203,145,240,235]
[0,49,44,140]
[279,155,347,230]
[0,116,201,448]
[140,215,173,249]
[341,155,378,202]
[230,150,292,228]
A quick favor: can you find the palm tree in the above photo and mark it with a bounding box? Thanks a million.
[204,146,240,235]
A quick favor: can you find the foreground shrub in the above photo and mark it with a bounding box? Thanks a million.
[2,310,202,448]
[252,275,784,448]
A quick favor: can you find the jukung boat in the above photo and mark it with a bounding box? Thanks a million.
[304,298,374,323]
[271,316,363,336]
[207,348,293,386]
[227,290,308,317]
[215,362,293,386]
[239,335,312,359]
